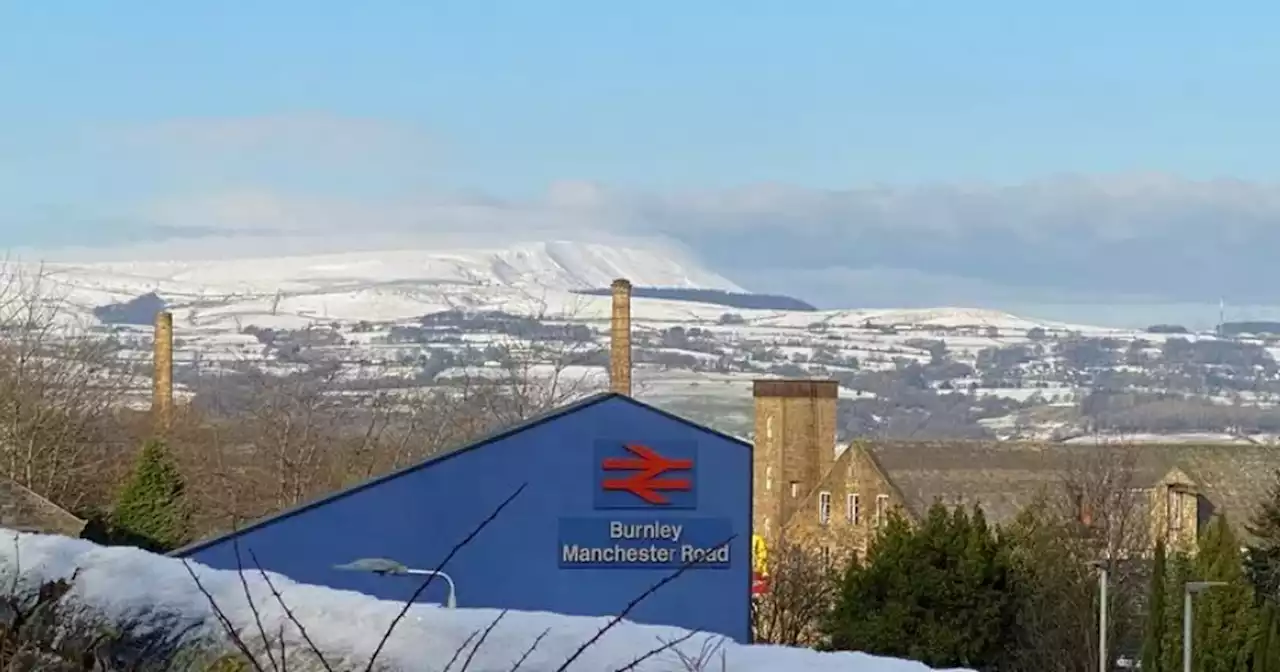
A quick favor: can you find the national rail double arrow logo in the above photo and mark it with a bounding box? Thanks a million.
[600,443,693,505]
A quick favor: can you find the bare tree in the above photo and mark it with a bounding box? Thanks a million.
[0,263,140,511]
[1056,445,1151,561]
[161,287,627,538]
[750,540,839,646]
[169,359,494,534]
[1005,445,1153,671]
[435,292,610,426]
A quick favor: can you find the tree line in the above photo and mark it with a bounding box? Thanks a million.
[0,266,595,551]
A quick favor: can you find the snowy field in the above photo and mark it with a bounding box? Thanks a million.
[0,530,969,671]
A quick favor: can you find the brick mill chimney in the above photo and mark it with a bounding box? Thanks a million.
[751,379,839,545]
[609,278,633,396]
[152,310,174,433]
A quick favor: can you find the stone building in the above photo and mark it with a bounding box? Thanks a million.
[751,378,1280,562]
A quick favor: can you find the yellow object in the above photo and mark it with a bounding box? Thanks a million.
[751,534,768,576]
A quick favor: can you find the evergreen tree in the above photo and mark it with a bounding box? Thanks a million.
[1247,469,1280,601]
[1001,501,1098,672]
[111,439,191,552]
[1191,515,1255,672]
[824,503,1021,670]
[1143,539,1169,672]
[1161,550,1193,672]
[1253,604,1280,672]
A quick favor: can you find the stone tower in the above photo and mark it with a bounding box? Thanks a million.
[751,379,838,545]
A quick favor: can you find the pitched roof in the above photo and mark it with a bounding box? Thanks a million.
[0,477,86,537]
[863,440,1280,535]
[172,392,751,557]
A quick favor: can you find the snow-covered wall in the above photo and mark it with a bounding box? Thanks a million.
[0,530,972,671]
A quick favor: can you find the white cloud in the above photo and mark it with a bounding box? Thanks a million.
[98,174,1280,309]
[36,113,1280,314]
[138,188,632,237]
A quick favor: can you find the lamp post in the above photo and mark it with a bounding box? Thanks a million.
[334,557,458,608]
[1089,559,1109,672]
[1183,580,1228,672]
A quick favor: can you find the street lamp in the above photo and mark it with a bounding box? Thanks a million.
[1089,559,1109,672]
[334,557,458,609]
[1183,580,1228,672]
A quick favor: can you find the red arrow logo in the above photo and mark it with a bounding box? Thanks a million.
[601,443,693,505]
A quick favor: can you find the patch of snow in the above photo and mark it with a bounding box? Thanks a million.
[0,530,969,671]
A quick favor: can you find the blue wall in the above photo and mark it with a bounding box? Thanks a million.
[179,395,753,641]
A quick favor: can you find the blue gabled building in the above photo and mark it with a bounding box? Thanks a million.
[173,392,753,641]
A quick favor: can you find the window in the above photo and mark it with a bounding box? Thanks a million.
[820,545,831,566]
[765,466,773,492]
[874,494,890,527]
[790,481,800,498]
[847,493,861,524]
[818,491,832,525]
[1168,488,1183,531]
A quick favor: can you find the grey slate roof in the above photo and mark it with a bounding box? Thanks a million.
[864,441,1280,536]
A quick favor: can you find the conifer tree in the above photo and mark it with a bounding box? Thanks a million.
[1247,470,1280,601]
[1190,515,1255,672]
[824,503,1021,670]
[111,439,191,552]
[1253,604,1280,672]
[1160,549,1193,672]
[1142,539,1169,672]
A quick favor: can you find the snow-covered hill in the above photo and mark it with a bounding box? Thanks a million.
[13,239,1266,444]
[41,240,742,303]
[26,240,1128,340]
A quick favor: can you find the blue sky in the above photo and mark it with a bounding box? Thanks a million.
[3,2,1280,322]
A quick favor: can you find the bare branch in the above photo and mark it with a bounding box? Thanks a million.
[611,630,701,672]
[458,609,509,672]
[554,535,737,672]
[248,548,335,672]
[180,559,267,672]
[363,483,528,672]
[233,538,280,672]
[508,627,551,672]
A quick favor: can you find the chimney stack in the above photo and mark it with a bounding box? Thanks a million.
[152,310,174,433]
[609,278,633,396]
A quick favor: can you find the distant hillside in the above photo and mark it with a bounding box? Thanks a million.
[573,286,818,311]
[1221,321,1280,337]
[93,292,167,326]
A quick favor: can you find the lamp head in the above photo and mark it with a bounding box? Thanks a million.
[333,557,410,575]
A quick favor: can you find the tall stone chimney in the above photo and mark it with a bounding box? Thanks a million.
[751,379,839,544]
[152,310,174,433]
[609,278,633,396]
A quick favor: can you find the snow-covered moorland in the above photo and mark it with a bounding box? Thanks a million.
[0,531,969,671]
